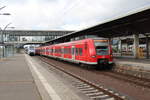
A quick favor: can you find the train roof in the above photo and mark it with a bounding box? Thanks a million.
[39,38,108,48]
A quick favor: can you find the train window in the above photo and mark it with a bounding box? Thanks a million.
[29,46,34,50]
[61,48,64,54]
[64,48,66,54]
[64,48,67,54]
[66,48,67,54]
[94,39,109,55]
[65,48,67,54]
[75,48,79,55]
[67,48,69,54]
[58,49,61,53]
[94,41,108,46]
[56,49,61,53]
[72,48,74,55]
[55,49,57,53]
[79,48,83,56]
[75,48,77,55]
[66,48,68,54]
[58,49,60,53]
[96,46,108,55]
[64,48,69,54]
[53,49,54,53]
[68,48,71,54]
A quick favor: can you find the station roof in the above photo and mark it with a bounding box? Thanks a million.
[45,6,150,44]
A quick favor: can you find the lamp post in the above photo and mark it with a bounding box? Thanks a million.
[0,6,11,58]
[0,23,13,57]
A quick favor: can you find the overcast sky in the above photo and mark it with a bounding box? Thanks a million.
[0,0,150,30]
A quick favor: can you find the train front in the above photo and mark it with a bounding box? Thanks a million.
[28,46,35,56]
[94,39,113,65]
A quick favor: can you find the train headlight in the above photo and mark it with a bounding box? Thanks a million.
[91,55,96,58]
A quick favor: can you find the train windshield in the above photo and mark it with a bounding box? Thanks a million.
[29,46,35,50]
[94,40,109,55]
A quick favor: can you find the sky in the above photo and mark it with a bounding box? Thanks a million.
[0,0,150,30]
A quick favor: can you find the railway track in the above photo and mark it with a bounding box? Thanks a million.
[96,71,150,89]
[43,56,150,89]
[39,56,130,100]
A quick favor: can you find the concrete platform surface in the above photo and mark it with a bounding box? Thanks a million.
[0,54,42,100]
[114,57,150,71]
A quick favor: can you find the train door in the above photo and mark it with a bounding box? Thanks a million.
[72,46,75,60]
[76,44,84,61]
[61,47,64,58]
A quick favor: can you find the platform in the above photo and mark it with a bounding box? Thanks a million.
[114,57,150,79]
[0,54,91,100]
[114,57,150,70]
[0,54,41,100]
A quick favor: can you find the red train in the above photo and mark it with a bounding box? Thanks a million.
[35,38,113,67]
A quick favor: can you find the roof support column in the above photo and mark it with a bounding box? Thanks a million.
[133,34,139,59]
[19,35,20,42]
[108,37,112,53]
[108,38,112,45]
[146,35,149,59]
[119,39,122,56]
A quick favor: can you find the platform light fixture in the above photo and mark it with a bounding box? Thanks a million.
[0,6,6,11]
[0,13,11,15]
